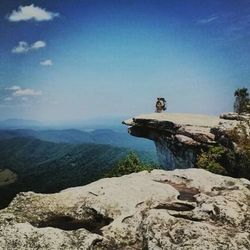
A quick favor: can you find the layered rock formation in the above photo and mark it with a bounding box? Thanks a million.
[123,112,246,169]
[0,169,249,249]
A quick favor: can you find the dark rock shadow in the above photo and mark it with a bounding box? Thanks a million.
[31,210,113,235]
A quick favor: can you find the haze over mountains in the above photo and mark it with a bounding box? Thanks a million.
[0,119,42,129]
[0,118,155,151]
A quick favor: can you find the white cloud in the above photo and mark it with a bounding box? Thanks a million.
[12,41,29,53]
[7,4,59,22]
[40,59,53,66]
[4,97,13,101]
[13,88,42,96]
[6,85,21,91]
[12,41,46,54]
[31,41,46,49]
[6,85,42,97]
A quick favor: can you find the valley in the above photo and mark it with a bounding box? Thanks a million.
[0,134,156,208]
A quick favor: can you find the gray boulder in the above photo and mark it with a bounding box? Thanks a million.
[0,169,249,249]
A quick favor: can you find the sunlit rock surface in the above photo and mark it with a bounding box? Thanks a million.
[123,112,244,169]
[0,169,249,249]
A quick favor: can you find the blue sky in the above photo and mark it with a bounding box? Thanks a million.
[0,0,250,122]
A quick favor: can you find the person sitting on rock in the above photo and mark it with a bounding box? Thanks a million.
[155,97,166,113]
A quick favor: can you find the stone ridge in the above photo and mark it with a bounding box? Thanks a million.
[0,169,249,249]
[123,112,243,169]
[123,112,239,143]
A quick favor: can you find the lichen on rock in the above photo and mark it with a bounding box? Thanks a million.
[0,169,249,249]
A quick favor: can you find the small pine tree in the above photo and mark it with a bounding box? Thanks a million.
[234,87,250,114]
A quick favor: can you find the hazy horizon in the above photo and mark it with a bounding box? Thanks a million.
[1,0,250,121]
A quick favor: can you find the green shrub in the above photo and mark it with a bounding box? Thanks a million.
[105,152,158,177]
[197,121,250,179]
[197,147,227,175]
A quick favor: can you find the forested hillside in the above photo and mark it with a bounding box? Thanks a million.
[0,137,157,208]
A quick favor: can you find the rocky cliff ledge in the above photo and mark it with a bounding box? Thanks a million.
[0,169,249,249]
[123,113,247,169]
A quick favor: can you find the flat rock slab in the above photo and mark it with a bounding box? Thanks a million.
[124,113,222,127]
[123,113,240,133]
[0,169,249,249]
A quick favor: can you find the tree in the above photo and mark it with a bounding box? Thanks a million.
[105,152,157,177]
[234,87,250,114]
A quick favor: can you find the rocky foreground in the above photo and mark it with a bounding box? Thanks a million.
[0,169,249,249]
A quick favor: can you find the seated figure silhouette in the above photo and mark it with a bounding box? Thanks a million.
[155,97,166,113]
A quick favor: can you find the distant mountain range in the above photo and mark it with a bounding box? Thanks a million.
[0,136,157,208]
[0,128,155,152]
[0,117,130,130]
[0,119,42,129]
[0,119,157,208]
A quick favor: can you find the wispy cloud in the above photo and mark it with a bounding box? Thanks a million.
[7,4,59,22]
[6,86,42,96]
[11,42,28,54]
[6,85,21,91]
[227,14,250,39]
[13,88,42,97]
[197,10,250,43]
[197,15,219,25]
[4,97,12,101]
[21,97,28,101]
[12,41,46,54]
[40,59,53,66]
